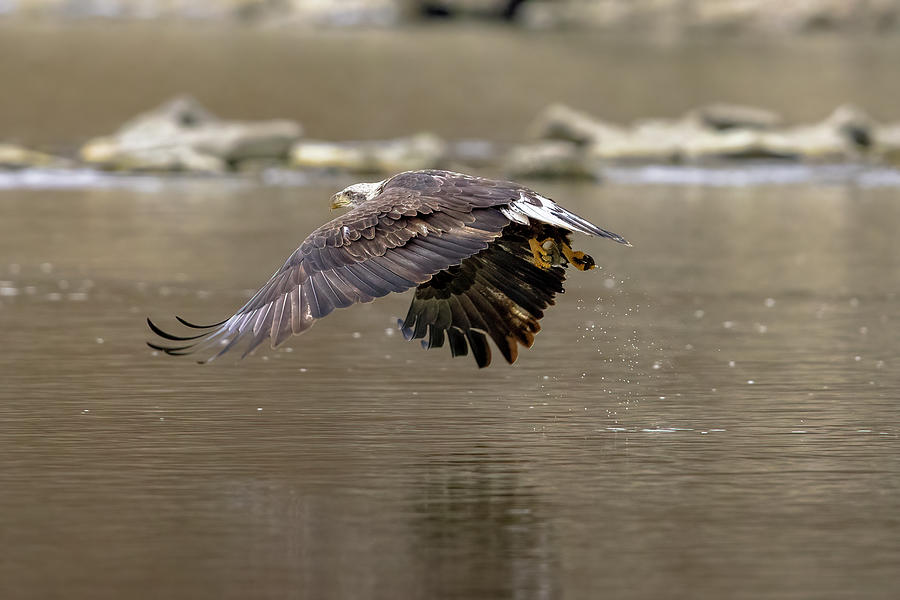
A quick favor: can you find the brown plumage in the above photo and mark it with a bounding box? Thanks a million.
[147,169,629,367]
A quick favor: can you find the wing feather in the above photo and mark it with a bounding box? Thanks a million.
[289,287,302,335]
[400,222,568,368]
[446,327,468,358]
[341,263,392,298]
[269,294,287,342]
[252,301,272,335]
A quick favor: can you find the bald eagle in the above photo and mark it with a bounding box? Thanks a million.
[148,169,629,368]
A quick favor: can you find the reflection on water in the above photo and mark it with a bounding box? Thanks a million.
[1,179,898,599]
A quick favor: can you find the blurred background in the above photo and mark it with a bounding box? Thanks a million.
[3,0,900,173]
[1,3,899,600]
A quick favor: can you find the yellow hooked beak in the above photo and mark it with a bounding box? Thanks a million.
[330,192,351,210]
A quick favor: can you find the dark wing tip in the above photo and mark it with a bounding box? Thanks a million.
[597,228,631,246]
[146,317,209,342]
[175,315,228,329]
[146,340,196,355]
[147,316,223,358]
[398,318,415,341]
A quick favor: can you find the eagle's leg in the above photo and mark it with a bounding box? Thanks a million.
[528,238,553,270]
[561,242,596,271]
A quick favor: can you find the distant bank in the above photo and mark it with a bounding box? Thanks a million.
[2,0,900,35]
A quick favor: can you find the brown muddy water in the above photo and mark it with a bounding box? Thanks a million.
[1,25,900,600]
[2,179,899,599]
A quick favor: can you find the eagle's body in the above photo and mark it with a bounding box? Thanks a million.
[148,169,629,367]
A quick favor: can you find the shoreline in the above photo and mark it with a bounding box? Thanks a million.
[4,162,900,191]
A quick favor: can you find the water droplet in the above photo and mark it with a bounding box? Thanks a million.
[747,379,755,384]
[764,298,776,308]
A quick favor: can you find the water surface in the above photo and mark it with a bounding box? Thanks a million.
[1,178,898,599]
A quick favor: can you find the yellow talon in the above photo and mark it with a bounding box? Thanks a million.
[562,243,596,271]
[528,238,553,269]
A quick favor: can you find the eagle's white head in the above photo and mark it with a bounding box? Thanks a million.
[330,179,386,209]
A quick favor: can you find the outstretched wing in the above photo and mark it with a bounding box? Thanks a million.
[399,223,568,368]
[392,171,629,368]
[148,179,515,362]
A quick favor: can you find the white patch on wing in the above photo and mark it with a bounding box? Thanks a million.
[506,192,607,237]
[499,205,530,225]
[507,192,576,231]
